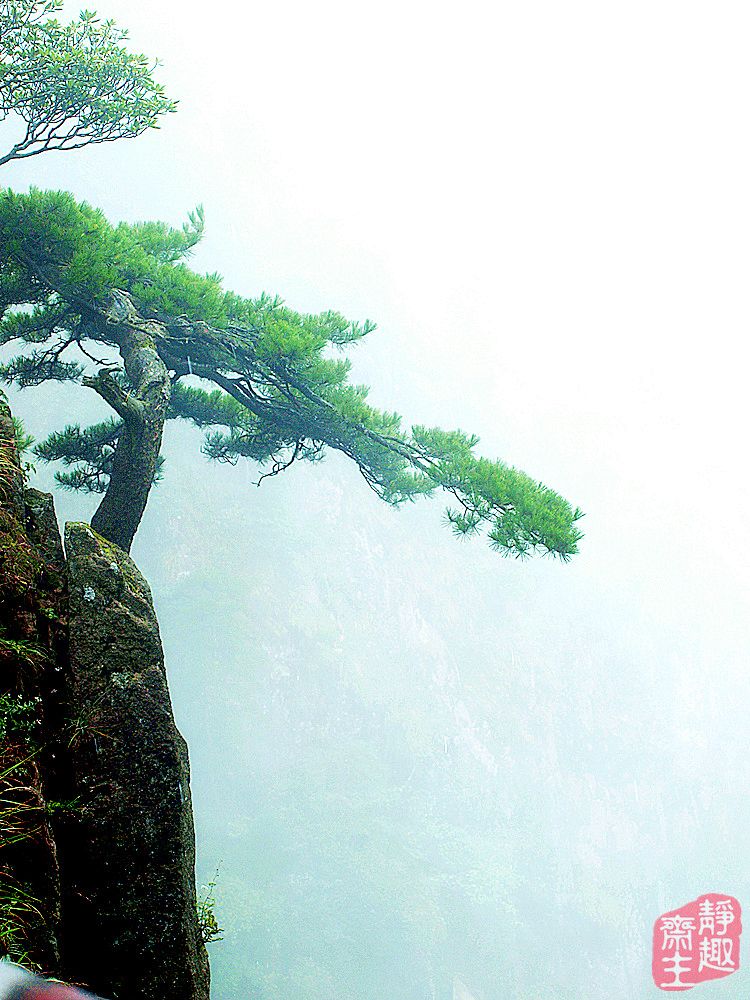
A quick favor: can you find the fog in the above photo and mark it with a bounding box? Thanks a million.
[5,1,750,996]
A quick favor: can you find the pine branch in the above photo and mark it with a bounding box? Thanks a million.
[81,369,143,422]
[0,187,584,559]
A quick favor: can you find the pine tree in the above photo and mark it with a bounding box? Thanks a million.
[0,1,581,560]
[0,188,583,558]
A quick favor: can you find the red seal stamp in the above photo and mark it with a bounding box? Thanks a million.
[653,894,742,990]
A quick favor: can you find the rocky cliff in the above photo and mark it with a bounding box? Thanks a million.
[0,406,65,973]
[0,397,210,999]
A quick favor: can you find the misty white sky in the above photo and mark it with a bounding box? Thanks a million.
[5,2,750,995]
[15,0,744,648]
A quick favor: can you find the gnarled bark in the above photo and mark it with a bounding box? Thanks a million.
[85,291,171,554]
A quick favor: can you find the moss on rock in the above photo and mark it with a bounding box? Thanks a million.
[61,523,210,1000]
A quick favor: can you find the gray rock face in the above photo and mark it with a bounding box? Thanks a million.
[24,489,65,577]
[63,522,210,1000]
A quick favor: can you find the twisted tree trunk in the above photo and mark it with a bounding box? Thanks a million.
[85,291,171,554]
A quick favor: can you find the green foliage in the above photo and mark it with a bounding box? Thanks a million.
[43,796,81,818]
[196,874,224,945]
[0,874,42,968]
[0,628,45,669]
[9,416,34,476]
[0,692,38,744]
[0,399,20,485]
[0,1,176,167]
[0,744,45,968]
[11,417,32,458]
[35,419,121,493]
[0,187,583,558]
[0,189,223,333]
[0,745,40,838]
[0,509,42,597]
